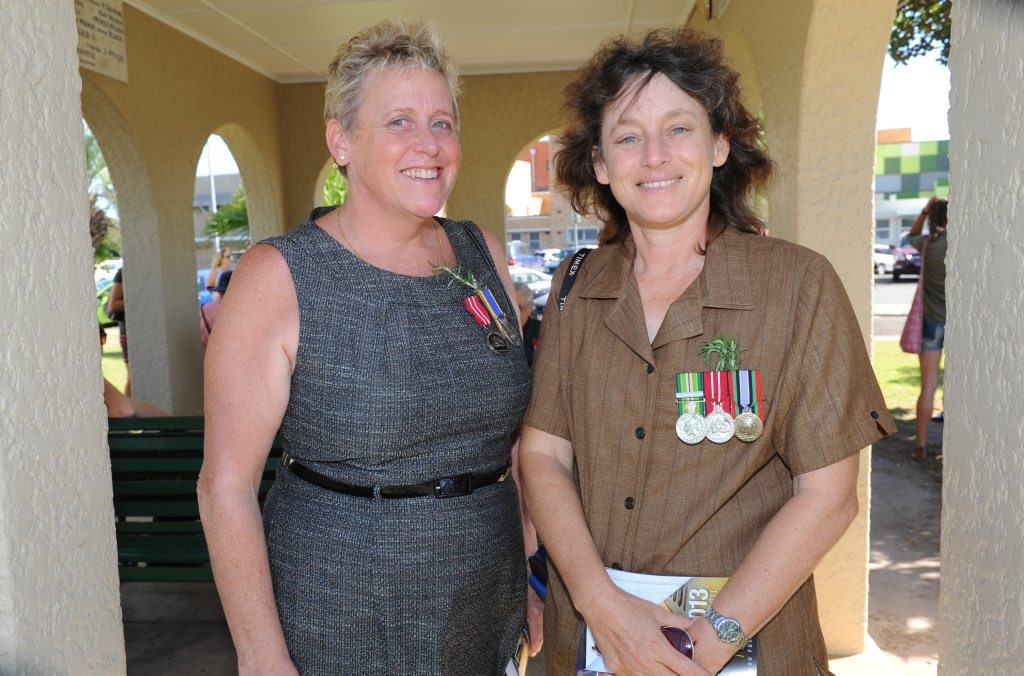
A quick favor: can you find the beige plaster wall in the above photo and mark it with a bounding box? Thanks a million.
[0,1,124,671]
[940,0,1024,671]
[279,82,331,228]
[692,0,897,654]
[81,5,287,413]
[447,71,576,238]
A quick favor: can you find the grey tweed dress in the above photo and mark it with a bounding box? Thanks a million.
[261,207,531,675]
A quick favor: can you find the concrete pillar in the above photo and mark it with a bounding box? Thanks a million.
[939,0,1024,671]
[0,1,125,671]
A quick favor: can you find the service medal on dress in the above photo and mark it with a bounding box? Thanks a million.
[436,263,522,355]
[731,369,764,442]
[675,372,707,444]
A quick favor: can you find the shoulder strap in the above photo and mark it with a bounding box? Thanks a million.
[557,248,594,313]
[456,220,517,315]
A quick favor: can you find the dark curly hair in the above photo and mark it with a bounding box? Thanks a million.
[555,27,774,246]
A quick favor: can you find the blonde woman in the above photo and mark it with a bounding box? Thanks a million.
[199,20,538,674]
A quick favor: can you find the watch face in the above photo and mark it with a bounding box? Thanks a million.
[718,619,742,642]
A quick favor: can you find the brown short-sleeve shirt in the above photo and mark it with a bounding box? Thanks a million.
[524,228,896,675]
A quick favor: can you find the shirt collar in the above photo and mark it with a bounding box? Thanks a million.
[576,227,757,311]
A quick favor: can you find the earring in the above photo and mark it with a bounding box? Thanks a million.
[338,154,346,162]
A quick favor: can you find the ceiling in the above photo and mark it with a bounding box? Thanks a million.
[128,0,700,82]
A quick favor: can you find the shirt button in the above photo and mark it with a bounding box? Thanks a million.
[624,497,636,509]
[870,411,880,419]
[647,364,655,374]
[635,427,646,439]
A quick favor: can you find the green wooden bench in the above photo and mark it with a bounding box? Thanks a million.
[108,416,282,582]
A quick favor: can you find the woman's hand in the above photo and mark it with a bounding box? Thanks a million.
[583,589,712,675]
[525,585,545,656]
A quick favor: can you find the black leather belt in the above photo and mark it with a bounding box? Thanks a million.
[280,452,512,499]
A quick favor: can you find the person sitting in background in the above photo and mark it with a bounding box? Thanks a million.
[101,326,168,418]
[205,246,232,291]
[200,269,232,355]
[514,281,542,366]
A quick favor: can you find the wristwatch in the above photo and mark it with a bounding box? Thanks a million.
[704,608,749,647]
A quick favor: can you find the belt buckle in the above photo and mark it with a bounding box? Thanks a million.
[434,474,472,499]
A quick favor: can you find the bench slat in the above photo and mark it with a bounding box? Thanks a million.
[109,417,283,581]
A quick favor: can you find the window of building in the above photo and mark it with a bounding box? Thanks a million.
[875,219,891,243]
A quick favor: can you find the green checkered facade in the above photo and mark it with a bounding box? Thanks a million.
[875,140,950,199]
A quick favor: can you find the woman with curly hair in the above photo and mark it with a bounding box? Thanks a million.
[520,27,894,675]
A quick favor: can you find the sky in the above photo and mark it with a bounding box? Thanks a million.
[875,51,951,142]
[195,51,951,178]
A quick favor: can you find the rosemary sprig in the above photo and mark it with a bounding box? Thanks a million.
[701,336,743,371]
[432,262,482,292]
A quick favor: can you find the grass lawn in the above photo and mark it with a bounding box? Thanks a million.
[872,339,944,426]
[102,327,128,392]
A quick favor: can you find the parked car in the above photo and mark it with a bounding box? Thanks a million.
[873,245,895,275]
[506,241,543,269]
[892,236,921,281]
[508,266,552,299]
[542,245,597,273]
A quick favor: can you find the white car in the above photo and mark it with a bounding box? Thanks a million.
[873,245,895,275]
[508,266,552,298]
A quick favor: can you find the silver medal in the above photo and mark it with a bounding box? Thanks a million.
[675,412,706,444]
[704,403,736,444]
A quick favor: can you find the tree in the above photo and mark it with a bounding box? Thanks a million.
[204,186,249,237]
[84,122,120,260]
[322,167,348,206]
[889,0,951,66]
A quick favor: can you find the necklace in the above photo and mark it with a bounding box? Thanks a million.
[335,207,447,267]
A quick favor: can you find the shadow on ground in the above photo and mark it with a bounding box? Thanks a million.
[865,414,943,674]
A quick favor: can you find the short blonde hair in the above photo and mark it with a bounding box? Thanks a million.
[324,20,460,133]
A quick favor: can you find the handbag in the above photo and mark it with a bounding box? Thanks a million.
[899,238,927,354]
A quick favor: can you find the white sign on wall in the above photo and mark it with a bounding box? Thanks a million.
[75,0,127,82]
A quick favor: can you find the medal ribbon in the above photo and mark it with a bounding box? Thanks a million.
[732,369,763,417]
[675,372,705,416]
[477,288,512,340]
[702,370,734,412]
[464,295,490,326]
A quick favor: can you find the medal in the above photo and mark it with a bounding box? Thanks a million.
[703,371,735,444]
[705,403,736,443]
[478,287,522,346]
[734,411,763,442]
[486,331,510,354]
[732,369,764,442]
[675,372,706,444]
[436,262,522,354]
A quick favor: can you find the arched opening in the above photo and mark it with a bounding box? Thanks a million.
[85,119,130,397]
[504,133,600,272]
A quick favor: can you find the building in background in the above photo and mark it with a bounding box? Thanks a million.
[192,173,248,269]
[875,128,949,246]
[505,136,600,251]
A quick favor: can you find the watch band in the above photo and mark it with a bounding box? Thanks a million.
[704,608,749,647]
